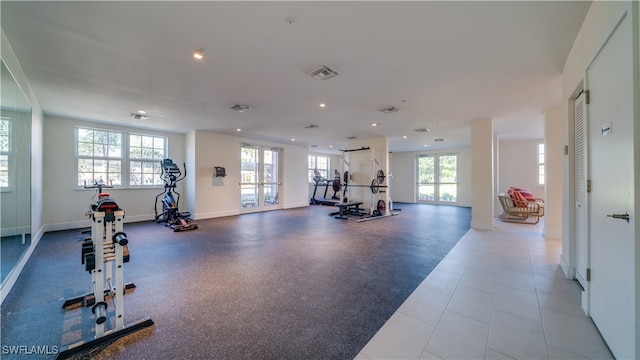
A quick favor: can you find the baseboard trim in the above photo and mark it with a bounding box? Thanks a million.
[283,202,309,209]
[194,210,239,220]
[471,220,495,230]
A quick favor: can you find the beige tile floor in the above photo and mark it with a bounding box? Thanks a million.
[356,220,613,360]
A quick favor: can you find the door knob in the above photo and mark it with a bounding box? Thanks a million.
[607,211,630,223]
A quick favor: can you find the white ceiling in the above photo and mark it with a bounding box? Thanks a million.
[1,1,591,152]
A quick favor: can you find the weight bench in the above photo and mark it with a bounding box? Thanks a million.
[333,202,364,220]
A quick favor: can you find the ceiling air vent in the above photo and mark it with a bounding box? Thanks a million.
[304,124,319,129]
[129,112,150,120]
[305,64,340,81]
[433,138,446,142]
[231,104,252,113]
[378,106,399,114]
[414,127,431,133]
[346,136,357,140]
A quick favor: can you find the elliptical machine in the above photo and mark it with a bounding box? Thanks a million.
[154,159,198,232]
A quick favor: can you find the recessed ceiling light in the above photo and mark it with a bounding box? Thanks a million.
[137,109,146,114]
[329,145,333,148]
[423,144,430,147]
[193,48,204,60]
[236,128,242,132]
[403,135,407,139]
[319,103,326,108]
[291,138,296,142]
[372,123,377,127]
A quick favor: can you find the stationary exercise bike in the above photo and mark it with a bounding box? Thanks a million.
[154,159,198,232]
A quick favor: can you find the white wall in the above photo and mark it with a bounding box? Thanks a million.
[191,130,309,220]
[544,105,563,240]
[42,116,187,230]
[497,139,544,196]
[389,146,472,207]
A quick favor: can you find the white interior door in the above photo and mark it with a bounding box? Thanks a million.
[586,11,635,359]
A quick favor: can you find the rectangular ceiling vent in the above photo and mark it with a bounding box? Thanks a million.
[305,64,340,81]
[231,104,252,113]
[378,106,399,114]
[129,112,150,120]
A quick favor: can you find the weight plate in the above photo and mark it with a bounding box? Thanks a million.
[370,179,380,194]
[332,179,342,192]
[377,199,386,214]
[343,171,349,184]
[377,169,386,183]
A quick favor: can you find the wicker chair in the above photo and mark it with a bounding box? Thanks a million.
[498,195,544,225]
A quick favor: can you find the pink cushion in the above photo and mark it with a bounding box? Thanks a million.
[510,187,535,200]
[510,190,529,207]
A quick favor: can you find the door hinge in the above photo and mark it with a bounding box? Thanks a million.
[584,90,590,104]
[587,179,591,193]
[586,268,591,281]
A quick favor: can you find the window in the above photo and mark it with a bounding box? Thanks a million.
[76,127,167,187]
[77,128,122,186]
[0,119,10,188]
[538,143,545,185]
[416,153,458,203]
[129,134,166,186]
[308,155,329,182]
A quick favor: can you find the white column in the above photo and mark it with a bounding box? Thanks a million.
[544,106,563,239]
[471,118,494,229]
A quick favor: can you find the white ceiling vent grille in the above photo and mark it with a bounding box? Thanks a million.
[414,127,431,133]
[305,64,340,81]
[231,104,252,113]
[129,112,150,120]
[378,106,399,114]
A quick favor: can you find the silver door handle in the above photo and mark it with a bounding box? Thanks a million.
[607,211,630,223]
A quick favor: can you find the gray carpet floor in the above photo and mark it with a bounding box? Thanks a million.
[1,203,470,359]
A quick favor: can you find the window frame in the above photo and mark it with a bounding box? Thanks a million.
[416,152,459,204]
[75,126,168,189]
[537,143,545,186]
[0,118,11,191]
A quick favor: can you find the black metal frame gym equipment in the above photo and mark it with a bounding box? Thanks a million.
[310,169,341,206]
[154,159,198,232]
[57,181,154,359]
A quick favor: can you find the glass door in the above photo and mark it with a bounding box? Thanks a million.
[240,144,281,211]
[417,155,435,202]
[416,154,458,204]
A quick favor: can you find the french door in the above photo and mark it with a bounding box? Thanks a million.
[416,154,458,204]
[240,144,281,212]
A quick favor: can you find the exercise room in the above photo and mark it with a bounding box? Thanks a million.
[2,2,639,359]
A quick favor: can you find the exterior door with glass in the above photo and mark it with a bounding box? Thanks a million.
[417,154,458,204]
[240,145,281,211]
